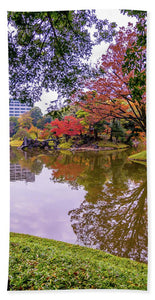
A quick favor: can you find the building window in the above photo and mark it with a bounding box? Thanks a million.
[9,99,33,116]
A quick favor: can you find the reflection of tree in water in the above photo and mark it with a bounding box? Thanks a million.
[10,148,147,262]
[49,151,111,191]
[10,148,43,175]
[50,159,85,190]
[69,179,147,263]
[77,151,129,202]
[66,151,147,263]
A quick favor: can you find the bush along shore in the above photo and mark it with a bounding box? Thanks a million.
[8,233,147,291]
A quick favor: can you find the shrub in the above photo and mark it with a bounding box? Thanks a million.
[48,141,55,148]
[12,128,30,140]
[59,141,73,149]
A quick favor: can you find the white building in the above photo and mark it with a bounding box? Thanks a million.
[9,99,33,117]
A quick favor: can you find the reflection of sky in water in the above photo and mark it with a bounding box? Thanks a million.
[10,149,147,263]
[10,167,86,243]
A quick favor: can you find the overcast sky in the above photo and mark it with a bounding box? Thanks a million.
[36,9,137,114]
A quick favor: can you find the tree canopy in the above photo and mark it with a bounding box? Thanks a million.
[75,22,146,133]
[8,10,117,104]
[121,10,147,105]
[29,106,43,126]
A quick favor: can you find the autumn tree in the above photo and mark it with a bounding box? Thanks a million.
[76,22,146,136]
[121,10,146,136]
[40,122,54,140]
[18,112,33,129]
[8,10,117,104]
[27,124,41,139]
[39,128,51,140]
[50,116,84,141]
[76,106,107,140]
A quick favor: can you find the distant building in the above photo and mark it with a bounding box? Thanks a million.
[9,99,33,117]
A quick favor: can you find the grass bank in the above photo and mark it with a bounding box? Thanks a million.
[128,151,146,164]
[8,233,147,291]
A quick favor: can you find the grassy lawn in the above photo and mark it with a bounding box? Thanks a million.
[8,233,147,291]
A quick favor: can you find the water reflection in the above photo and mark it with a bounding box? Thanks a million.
[10,164,35,182]
[69,181,147,263]
[10,148,147,263]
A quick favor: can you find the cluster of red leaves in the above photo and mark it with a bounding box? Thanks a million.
[50,116,84,137]
[39,128,50,139]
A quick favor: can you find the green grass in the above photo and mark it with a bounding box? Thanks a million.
[8,233,147,291]
[97,141,129,149]
[128,151,146,162]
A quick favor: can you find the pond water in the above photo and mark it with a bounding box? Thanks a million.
[10,147,147,263]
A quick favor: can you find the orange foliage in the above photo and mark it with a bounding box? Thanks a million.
[74,24,146,133]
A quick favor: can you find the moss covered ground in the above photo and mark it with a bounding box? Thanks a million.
[8,233,147,291]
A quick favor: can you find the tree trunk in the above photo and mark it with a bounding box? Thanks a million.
[109,127,113,142]
[94,128,98,141]
[65,134,69,142]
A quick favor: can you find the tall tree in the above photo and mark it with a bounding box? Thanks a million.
[76,22,146,133]
[8,10,116,104]
[18,112,32,129]
[29,106,43,126]
[36,115,52,129]
[121,10,147,107]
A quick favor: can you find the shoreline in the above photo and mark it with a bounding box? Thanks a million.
[63,145,129,152]
[128,150,146,164]
[10,139,130,152]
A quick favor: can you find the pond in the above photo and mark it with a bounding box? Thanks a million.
[10,147,147,263]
